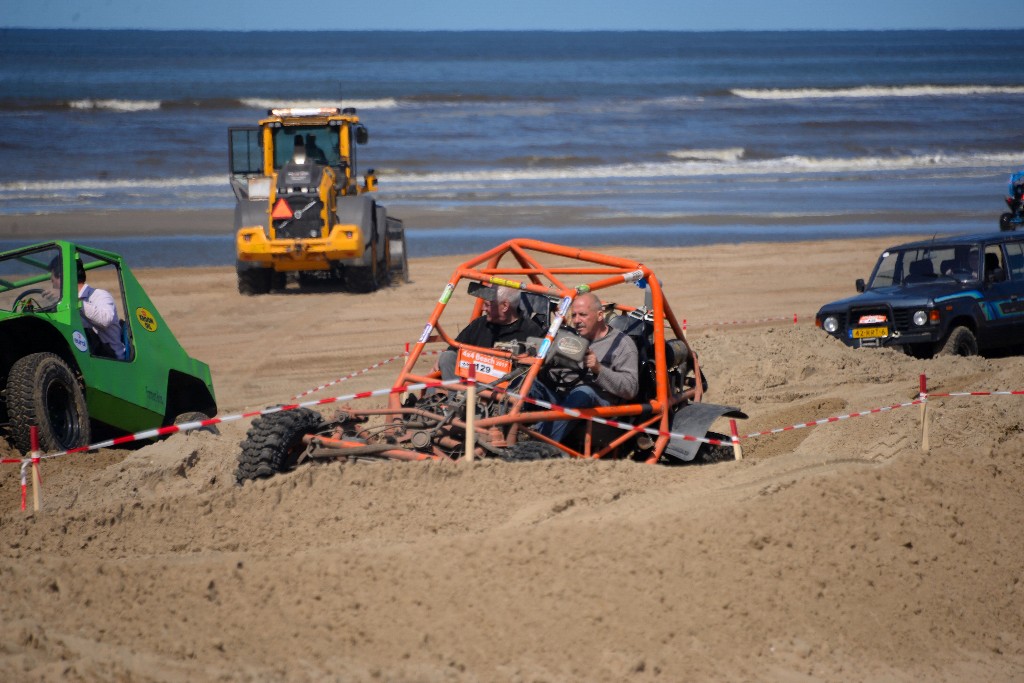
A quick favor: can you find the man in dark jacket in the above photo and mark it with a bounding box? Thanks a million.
[437,285,545,380]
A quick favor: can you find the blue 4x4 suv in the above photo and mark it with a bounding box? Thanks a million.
[815,232,1024,358]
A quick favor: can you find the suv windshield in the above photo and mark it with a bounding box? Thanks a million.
[868,244,980,289]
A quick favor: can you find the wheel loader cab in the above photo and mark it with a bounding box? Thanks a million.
[271,126,341,171]
[230,107,408,294]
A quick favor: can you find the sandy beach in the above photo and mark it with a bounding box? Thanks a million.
[1,233,1023,681]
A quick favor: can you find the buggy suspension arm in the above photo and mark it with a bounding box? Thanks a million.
[303,435,442,461]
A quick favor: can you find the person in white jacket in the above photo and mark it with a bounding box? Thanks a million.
[73,259,125,360]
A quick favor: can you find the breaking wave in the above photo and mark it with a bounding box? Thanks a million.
[69,99,163,112]
[667,147,745,163]
[238,97,400,111]
[2,150,1020,197]
[387,151,1024,185]
[731,85,1024,100]
[2,97,401,114]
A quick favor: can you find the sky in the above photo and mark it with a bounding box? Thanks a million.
[3,0,1019,31]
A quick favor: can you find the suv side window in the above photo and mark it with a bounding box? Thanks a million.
[1003,241,1024,281]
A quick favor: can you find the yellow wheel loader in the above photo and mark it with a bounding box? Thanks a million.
[228,107,408,295]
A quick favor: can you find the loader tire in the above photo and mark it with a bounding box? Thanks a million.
[6,352,90,455]
[236,408,325,484]
[347,240,388,293]
[237,266,272,295]
[346,265,381,293]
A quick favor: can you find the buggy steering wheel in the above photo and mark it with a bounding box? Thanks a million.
[12,288,57,313]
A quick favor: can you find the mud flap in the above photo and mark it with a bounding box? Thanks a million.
[664,402,747,462]
[386,218,409,283]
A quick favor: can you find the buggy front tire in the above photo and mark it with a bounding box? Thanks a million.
[6,352,90,455]
[236,408,325,483]
[501,441,566,462]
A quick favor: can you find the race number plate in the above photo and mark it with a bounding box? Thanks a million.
[851,326,888,339]
[456,349,513,383]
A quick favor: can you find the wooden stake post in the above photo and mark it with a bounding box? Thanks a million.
[464,364,476,462]
[919,374,930,452]
[30,426,41,512]
[729,419,744,461]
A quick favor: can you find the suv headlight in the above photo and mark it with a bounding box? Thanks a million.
[823,316,839,333]
[912,310,928,326]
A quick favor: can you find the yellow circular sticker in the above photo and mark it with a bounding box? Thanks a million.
[135,307,158,332]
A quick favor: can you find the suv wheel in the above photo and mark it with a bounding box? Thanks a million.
[940,326,978,357]
[6,352,90,454]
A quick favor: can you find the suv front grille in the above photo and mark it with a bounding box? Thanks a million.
[892,308,912,332]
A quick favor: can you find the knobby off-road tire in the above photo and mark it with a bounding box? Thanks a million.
[6,352,90,455]
[940,326,978,357]
[500,441,566,462]
[695,432,735,465]
[236,408,325,484]
[237,267,272,296]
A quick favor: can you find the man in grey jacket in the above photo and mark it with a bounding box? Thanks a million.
[533,292,638,443]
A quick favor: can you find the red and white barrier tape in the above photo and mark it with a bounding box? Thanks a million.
[25,378,461,461]
[291,352,406,400]
[741,398,926,439]
[291,348,443,400]
[926,390,1024,398]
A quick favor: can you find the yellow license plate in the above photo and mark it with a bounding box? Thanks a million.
[852,326,888,339]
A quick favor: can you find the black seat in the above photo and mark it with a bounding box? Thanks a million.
[907,259,934,280]
[519,292,551,329]
[984,253,1005,283]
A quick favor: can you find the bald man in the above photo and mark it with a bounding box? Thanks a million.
[532,292,638,443]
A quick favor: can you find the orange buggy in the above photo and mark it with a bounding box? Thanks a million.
[236,240,745,481]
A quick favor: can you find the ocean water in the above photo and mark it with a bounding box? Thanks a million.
[0,29,1021,264]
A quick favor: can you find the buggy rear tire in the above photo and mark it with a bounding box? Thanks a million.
[237,266,272,295]
[940,326,978,357]
[6,352,90,455]
[999,213,1014,232]
[694,432,735,465]
[501,441,566,462]
[236,408,324,483]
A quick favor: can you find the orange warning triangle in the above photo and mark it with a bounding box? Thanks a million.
[271,198,293,220]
